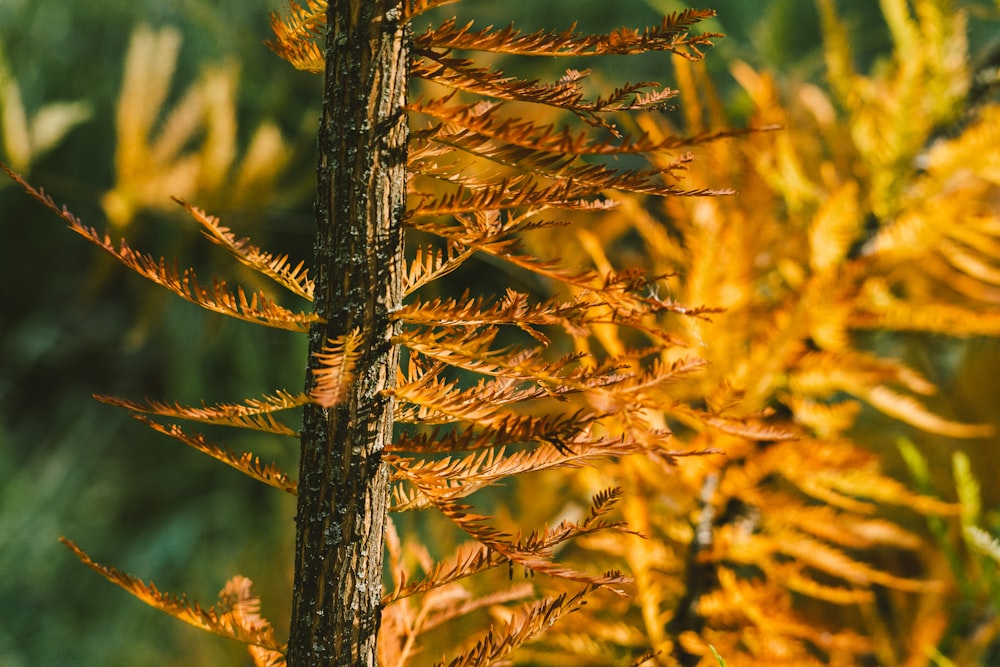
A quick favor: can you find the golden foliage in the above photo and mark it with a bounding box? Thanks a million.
[133,418,299,495]
[9,5,733,663]
[0,40,91,174]
[535,1,1000,664]
[267,5,719,74]
[2,165,319,331]
[94,391,305,435]
[59,538,285,656]
[11,0,1000,665]
[104,25,293,227]
[177,198,315,301]
[309,329,365,407]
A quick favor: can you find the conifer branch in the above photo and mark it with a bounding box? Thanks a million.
[267,0,465,74]
[411,52,682,134]
[408,97,773,156]
[386,489,633,605]
[414,11,720,59]
[401,326,627,391]
[439,584,601,667]
[404,488,634,592]
[133,417,298,494]
[95,392,306,435]
[402,241,477,296]
[412,128,713,198]
[387,437,672,510]
[671,405,798,441]
[59,538,286,652]
[382,540,506,604]
[2,166,318,331]
[176,198,315,300]
[391,362,582,426]
[402,223,720,322]
[388,410,603,453]
[265,0,325,73]
[407,177,619,218]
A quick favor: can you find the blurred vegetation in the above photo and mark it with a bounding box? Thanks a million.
[1,0,999,665]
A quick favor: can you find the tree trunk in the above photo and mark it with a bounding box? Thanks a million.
[288,2,408,664]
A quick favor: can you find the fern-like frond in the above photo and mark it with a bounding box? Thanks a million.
[100,25,292,227]
[671,405,797,441]
[784,346,992,437]
[392,364,576,426]
[413,128,711,198]
[387,490,632,603]
[134,417,298,494]
[408,177,619,218]
[440,584,600,667]
[853,277,1000,334]
[176,199,314,300]
[59,538,286,652]
[761,439,959,516]
[387,437,668,510]
[419,493,632,592]
[3,166,318,331]
[396,292,560,342]
[415,11,720,59]
[265,0,325,73]
[397,290,698,346]
[409,97,771,157]
[383,540,504,604]
[402,325,628,392]
[309,329,365,407]
[389,410,602,453]
[860,384,993,438]
[412,52,681,133]
[402,241,477,296]
[790,348,937,397]
[95,392,305,435]
[754,529,937,593]
[420,584,537,644]
[694,568,872,658]
[749,490,922,551]
[403,225,717,327]
[219,576,287,667]
[0,42,92,174]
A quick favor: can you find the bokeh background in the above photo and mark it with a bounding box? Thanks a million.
[2,1,999,664]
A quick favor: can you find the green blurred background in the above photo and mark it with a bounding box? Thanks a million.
[1,1,999,665]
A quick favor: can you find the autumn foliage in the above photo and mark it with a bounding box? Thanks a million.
[5,0,1000,665]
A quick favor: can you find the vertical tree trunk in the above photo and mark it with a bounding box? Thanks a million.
[288,2,408,664]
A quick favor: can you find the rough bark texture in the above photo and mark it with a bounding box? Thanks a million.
[288,1,408,664]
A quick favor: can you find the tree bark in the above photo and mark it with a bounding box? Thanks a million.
[288,2,408,665]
